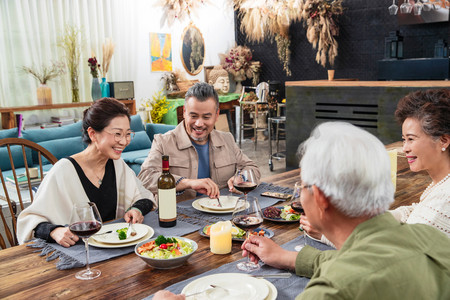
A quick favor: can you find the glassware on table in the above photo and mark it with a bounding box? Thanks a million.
[232,169,258,200]
[291,182,307,251]
[232,196,264,272]
[400,0,413,13]
[69,202,103,280]
[389,0,399,15]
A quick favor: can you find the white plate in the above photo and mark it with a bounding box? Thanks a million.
[192,199,249,214]
[198,195,240,211]
[92,223,150,244]
[181,273,270,300]
[88,225,154,248]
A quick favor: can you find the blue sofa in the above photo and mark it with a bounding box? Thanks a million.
[0,115,176,176]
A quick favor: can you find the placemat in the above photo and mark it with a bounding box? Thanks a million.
[144,235,335,299]
[177,182,293,226]
[27,211,199,270]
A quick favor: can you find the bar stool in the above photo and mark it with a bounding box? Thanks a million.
[238,86,269,150]
[268,116,286,171]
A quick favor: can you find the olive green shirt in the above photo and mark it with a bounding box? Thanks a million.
[295,213,450,299]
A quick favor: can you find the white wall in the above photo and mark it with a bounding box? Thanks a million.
[0,0,236,125]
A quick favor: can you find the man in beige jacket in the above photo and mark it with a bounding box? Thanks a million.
[138,82,260,201]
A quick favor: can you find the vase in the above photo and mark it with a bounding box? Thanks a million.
[71,75,80,103]
[37,83,52,105]
[100,77,110,97]
[234,74,245,94]
[91,78,102,101]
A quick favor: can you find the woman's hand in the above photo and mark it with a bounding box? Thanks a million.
[153,290,185,300]
[124,208,144,223]
[50,227,79,247]
[242,235,297,271]
[300,215,322,240]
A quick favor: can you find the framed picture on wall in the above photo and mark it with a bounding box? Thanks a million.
[150,33,172,72]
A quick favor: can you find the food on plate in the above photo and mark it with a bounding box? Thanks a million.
[280,205,301,221]
[203,224,246,239]
[116,227,128,240]
[263,206,281,218]
[137,235,193,259]
[249,229,265,236]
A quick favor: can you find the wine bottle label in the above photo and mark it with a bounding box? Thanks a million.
[158,188,176,221]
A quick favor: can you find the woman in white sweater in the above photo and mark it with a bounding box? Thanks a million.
[301,89,450,241]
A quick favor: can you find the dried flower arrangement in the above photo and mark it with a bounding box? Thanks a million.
[157,0,210,27]
[241,91,277,114]
[141,90,172,123]
[87,56,100,78]
[234,0,344,71]
[22,61,65,84]
[219,45,254,80]
[101,38,115,78]
[58,24,82,102]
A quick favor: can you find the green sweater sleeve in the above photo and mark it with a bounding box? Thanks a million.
[295,245,338,277]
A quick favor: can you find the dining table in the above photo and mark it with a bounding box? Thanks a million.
[0,142,431,299]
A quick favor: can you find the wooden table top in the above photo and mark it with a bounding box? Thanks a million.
[0,142,429,299]
[285,80,450,88]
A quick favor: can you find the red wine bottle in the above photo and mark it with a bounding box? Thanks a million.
[158,155,176,227]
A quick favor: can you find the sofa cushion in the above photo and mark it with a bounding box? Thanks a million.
[22,122,83,143]
[0,146,33,171]
[146,123,176,141]
[130,115,145,132]
[121,149,150,164]
[38,136,85,164]
[0,127,19,139]
[124,131,151,152]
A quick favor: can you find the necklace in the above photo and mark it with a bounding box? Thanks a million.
[421,172,450,200]
[94,170,104,186]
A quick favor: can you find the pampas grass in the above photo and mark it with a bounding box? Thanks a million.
[101,38,115,78]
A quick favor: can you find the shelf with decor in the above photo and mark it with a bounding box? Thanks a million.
[0,100,136,129]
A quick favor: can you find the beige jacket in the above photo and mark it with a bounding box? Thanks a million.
[138,121,260,201]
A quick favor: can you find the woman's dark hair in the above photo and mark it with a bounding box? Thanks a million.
[82,98,130,144]
[395,89,450,139]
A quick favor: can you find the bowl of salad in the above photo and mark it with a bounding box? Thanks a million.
[135,235,198,269]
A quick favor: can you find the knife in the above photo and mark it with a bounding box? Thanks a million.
[126,221,132,239]
[250,273,292,279]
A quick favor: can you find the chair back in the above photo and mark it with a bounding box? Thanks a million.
[0,138,57,248]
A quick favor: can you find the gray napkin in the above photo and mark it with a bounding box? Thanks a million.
[144,235,334,299]
[27,211,200,270]
[177,182,293,226]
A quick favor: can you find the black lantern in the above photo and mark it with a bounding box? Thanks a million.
[384,31,403,59]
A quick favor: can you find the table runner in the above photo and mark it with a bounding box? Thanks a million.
[177,182,293,226]
[27,211,199,270]
[144,235,335,299]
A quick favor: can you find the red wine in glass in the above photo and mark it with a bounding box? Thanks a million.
[69,221,102,238]
[291,202,305,214]
[232,215,263,232]
[233,182,257,194]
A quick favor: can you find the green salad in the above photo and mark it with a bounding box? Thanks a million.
[137,235,193,259]
[280,205,301,221]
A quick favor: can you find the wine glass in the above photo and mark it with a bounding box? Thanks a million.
[69,202,103,280]
[389,0,399,15]
[232,169,258,200]
[291,182,307,251]
[232,196,264,272]
[400,0,413,13]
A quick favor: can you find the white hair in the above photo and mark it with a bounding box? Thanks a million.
[299,122,394,218]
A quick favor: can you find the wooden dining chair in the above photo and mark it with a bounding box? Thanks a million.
[0,138,58,249]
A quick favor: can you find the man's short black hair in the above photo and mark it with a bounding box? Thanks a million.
[185,82,219,110]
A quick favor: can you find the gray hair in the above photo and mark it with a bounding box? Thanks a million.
[185,82,219,110]
[298,122,394,218]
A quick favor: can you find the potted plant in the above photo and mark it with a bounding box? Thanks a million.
[141,90,172,123]
[87,56,101,101]
[22,61,65,105]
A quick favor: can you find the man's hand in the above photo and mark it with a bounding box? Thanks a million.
[177,178,220,198]
[242,235,297,271]
[153,290,185,300]
[300,215,322,240]
[50,227,79,248]
[124,208,144,224]
[227,176,242,194]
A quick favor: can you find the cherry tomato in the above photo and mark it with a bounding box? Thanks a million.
[159,244,168,249]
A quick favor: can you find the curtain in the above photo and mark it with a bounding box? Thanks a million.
[0,0,142,107]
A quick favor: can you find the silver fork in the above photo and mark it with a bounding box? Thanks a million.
[185,285,216,298]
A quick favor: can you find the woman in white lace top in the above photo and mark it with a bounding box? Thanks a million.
[301,89,450,242]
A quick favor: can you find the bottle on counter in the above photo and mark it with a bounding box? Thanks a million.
[157,155,177,227]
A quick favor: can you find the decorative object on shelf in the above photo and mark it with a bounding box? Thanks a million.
[389,0,399,15]
[207,65,230,94]
[88,56,101,101]
[234,0,344,70]
[180,23,205,75]
[100,77,110,98]
[22,61,65,105]
[141,90,172,123]
[328,69,335,80]
[58,24,82,103]
[157,0,210,27]
[249,61,262,86]
[384,31,404,59]
[161,72,179,92]
[434,39,448,58]
[220,45,254,93]
[109,82,134,100]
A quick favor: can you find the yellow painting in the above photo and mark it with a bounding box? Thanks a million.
[150,33,172,72]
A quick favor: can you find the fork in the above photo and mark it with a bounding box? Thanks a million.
[185,285,216,297]
[216,198,222,207]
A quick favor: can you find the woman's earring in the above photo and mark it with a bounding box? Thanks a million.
[443,147,447,152]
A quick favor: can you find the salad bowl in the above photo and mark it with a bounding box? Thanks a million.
[134,236,198,269]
